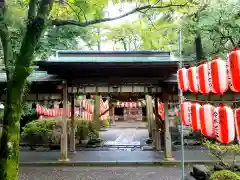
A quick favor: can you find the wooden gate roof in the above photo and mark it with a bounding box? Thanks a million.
[37,51,179,85]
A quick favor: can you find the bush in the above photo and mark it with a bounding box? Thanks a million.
[100,119,110,128]
[22,118,99,145]
[203,139,240,170]
[74,119,99,140]
[210,170,240,180]
[23,118,57,134]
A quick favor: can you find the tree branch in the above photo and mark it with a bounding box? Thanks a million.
[50,3,187,27]
[27,0,38,21]
[0,3,14,80]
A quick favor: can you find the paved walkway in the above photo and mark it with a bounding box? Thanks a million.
[20,149,216,164]
[19,166,190,180]
[110,121,147,128]
[102,128,148,146]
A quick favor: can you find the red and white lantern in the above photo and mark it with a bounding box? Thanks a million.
[235,108,240,144]
[210,57,228,94]
[199,104,215,138]
[177,68,189,92]
[214,105,235,144]
[158,103,164,120]
[187,66,199,93]
[197,63,211,95]
[227,48,240,92]
[36,104,43,115]
[180,102,192,126]
[191,103,201,131]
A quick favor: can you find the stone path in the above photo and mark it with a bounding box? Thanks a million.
[104,129,143,146]
[19,166,191,180]
[110,121,147,128]
[20,149,215,163]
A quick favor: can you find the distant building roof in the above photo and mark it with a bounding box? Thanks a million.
[47,50,174,63]
[56,50,171,56]
[0,71,60,83]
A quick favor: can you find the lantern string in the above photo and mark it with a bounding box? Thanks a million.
[184,98,240,103]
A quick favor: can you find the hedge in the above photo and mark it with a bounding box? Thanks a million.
[21,118,101,145]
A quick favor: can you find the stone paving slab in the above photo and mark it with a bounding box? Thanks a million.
[19,166,191,180]
[20,149,221,166]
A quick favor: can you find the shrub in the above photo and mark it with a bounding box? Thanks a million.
[23,118,57,134]
[74,119,99,140]
[203,139,240,169]
[22,118,99,144]
[100,119,110,128]
[210,170,240,180]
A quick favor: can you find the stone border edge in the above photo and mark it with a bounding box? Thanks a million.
[20,160,221,167]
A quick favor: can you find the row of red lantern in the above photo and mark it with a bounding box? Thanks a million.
[82,99,109,115]
[116,101,142,108]
[158,103,179,120]
[177,48,240,94]
[36,104,109,120]
[36,104,76,117]
[180,102,240,144]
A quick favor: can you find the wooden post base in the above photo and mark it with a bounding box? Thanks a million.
[58,158,70,162]
[164,157,175,161]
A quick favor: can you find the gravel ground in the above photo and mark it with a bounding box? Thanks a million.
[19,166,190,180]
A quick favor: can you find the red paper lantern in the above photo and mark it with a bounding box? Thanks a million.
[210,57,228,94]
[191,103,201,131]
[177,68,189,92]
[199,104,215,137]
[158,103,164,120]
[52,109,56,117]
[187,66,199,93]
[235,108,240,144]
[42,107,47,116]
[227,48,240,92]
[36,104,43,115]
[180,102,192,126]
[214,105,235,144]
[197,63,211,95]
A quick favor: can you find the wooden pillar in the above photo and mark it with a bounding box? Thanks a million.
[69,94,76,153]
[59,83,69,161]
[93,94,101,130]
[163,91,174,160]
[145,94,155,138]
[154,94,161,150]
[111,106,116,125]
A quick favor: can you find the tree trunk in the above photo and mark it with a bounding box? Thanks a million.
[0,1,53,179]
[0,75,25,180]
[195,30,205,62]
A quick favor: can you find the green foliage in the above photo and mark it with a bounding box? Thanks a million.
[210,170,240,180]
[204,139,240,170]
[23,118,99,141]
[35,26,97,59]
[100,119,110,128]
[204,140,240,151]
[183,0,240,57]
[23,119,57,134]
[74,118,99,140]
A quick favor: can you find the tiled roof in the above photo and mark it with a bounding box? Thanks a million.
[48,56,173,63]
[0,71,60,83]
